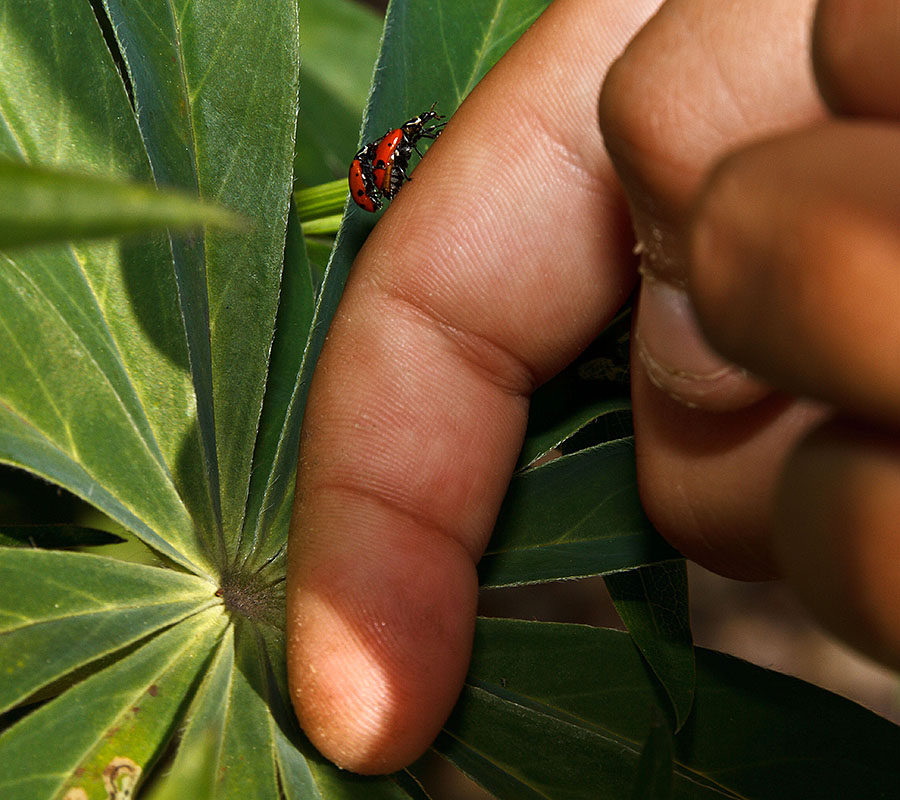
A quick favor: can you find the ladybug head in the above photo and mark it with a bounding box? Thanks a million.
[404,103,443,133]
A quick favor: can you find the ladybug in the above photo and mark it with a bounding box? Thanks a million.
[372,105,445,199]
[349,104,446,212]
[348,139,381,213]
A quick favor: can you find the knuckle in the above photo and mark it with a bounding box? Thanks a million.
[598,8,707,197]
[598,41,674,188]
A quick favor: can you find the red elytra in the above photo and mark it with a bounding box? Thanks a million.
[348,140,381,213]
[349,105,446,212]
[372,127,407,199]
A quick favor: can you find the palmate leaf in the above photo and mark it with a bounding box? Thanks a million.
[3,1,898,799]
[0,606,228,800]
[0,0,215,573]
[101,0,301,556]
[0,0,593,797]
[0,549,214,715]
[238,203,317,574]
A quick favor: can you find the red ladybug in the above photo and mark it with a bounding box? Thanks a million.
[348,140,381,213]
[372,105,445,199]
[349,104,446,212]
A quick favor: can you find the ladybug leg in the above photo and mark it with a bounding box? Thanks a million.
[420,124,446,141]
[394,162,411,185]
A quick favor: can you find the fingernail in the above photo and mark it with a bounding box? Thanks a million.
[635,277,765,409]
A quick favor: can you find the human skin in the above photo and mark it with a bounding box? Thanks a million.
[287,0,900,775]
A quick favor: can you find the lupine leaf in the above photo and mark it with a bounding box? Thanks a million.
[479,441,680,588]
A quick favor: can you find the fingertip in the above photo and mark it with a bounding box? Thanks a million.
[287,497,478,774]
[633,275,770,412]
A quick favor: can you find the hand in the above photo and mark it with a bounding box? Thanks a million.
[286,0,900,775]
[674,0,900,670]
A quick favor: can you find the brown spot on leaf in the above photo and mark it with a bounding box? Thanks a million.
[103,756,141,800]
[147,684,158,697]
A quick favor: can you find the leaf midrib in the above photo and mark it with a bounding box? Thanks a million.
[463,680,744,798]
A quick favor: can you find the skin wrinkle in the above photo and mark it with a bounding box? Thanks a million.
[364,272,541,399]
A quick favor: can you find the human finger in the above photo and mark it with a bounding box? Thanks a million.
[775,418,900,671]
[287,0,663,775]
[598,0,827,576]
[813,0,900,118]
[687,0,900,670]
[690,122,900,428]
[600,0,824,410]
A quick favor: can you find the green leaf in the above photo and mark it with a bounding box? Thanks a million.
[239,203,316,571]
[436,619,900,799]
[0,607,227,800]
[144,720,221,800]
[0,160,241,250]
[277,723,429,800]
[158,626,235,799]
[0,524,122,548]
[0,549,214,714]
[0,404,196,571]
[0,0,216,573]
[294,0,383,185]
[174,621,289,800]
[0,246,207,570]
[519,392,631,469]
[630,713,673,800]
[605,563,695,731]
[102,0,301,553]
[479,440,680,588]
[218,623,301,799]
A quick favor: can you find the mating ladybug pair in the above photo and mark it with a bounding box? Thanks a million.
[349,104,446,212]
